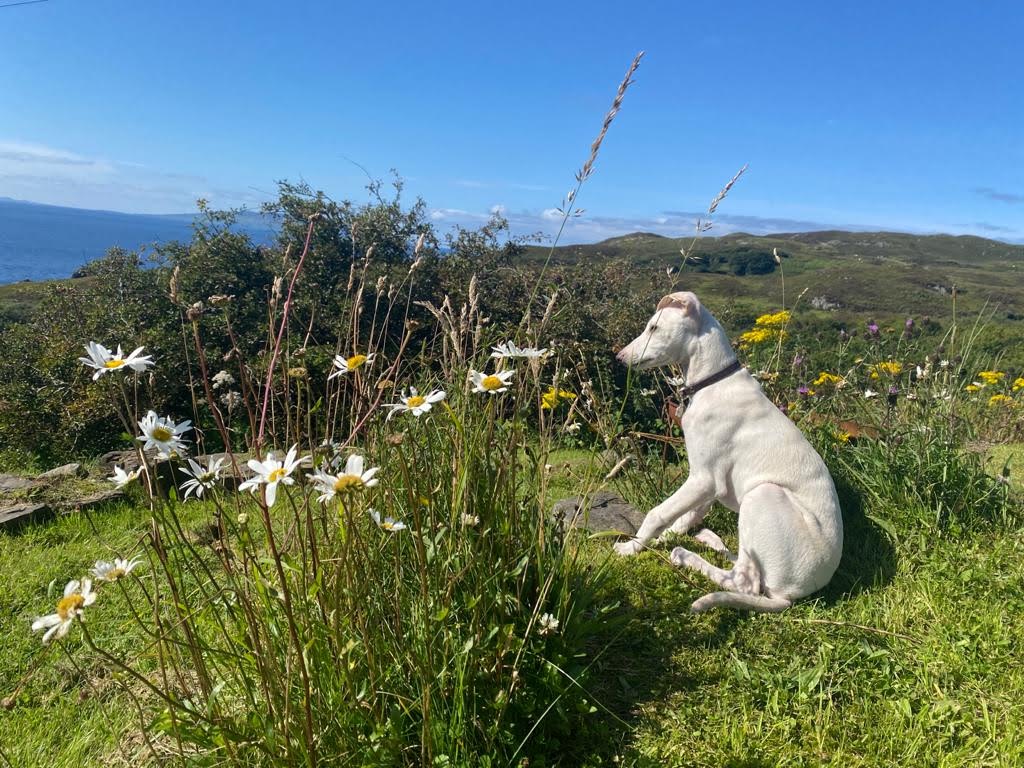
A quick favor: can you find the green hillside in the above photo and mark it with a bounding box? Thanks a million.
[525,229,1024,320]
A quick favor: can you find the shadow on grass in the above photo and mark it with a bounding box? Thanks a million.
[565,477,896,765]
[562,546,742,766]
[819,473,898,603]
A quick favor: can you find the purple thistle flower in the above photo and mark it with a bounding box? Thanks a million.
[797,385,810,397]
[867,321,880,337]
[792,354,805,369]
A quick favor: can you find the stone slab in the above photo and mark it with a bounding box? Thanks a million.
[0,503,53,529]
[551,490,646,535]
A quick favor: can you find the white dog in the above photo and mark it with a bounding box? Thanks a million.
[613,292,843,612]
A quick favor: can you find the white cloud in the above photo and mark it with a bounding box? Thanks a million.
[0,138,266,214]
[490,204,506,216]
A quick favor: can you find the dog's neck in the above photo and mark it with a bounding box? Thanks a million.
[684,316,738,388]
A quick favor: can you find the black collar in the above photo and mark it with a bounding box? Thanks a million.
[678,359,743,404]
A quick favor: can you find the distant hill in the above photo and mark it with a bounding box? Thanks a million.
[0,198,276,284]
[523,230,1024,319]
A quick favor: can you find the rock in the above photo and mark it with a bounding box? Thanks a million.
[0,503,53,529]
[57,489,124,513]
[38,462,88,481]
[0,474,41,494]
[551,490,645,536]
[99,450,144,473]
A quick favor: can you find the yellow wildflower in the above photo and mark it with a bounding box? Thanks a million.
[977,370,1005,386]
[988,394,1013,407]
[965,384,981,393]
[812,372,844,388]
[870,361,903,379]
[754,310,792,328]
[1013,377,1024,392]
[541,387,577,410]
[739,328,788,349]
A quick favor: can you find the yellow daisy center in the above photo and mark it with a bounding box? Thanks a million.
[333,474,363,493]
[406,395,426,408]
[347,354,368,370]
[151,426,173,442]
[481,375,504,391]
[267,467,287,483]
[104,358,126,369]
[106,568,126,581]
[56,593,85,620]
[381,520,396,530]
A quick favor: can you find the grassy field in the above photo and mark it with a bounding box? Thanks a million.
[3,447,1022,767]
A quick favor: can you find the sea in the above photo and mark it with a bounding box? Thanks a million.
[0,198,275,284]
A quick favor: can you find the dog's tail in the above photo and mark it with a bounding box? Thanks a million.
[690,591,792,613]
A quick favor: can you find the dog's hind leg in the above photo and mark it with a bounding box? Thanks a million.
[671,546,762,597]
[690,592,792,613]
[693,528,736,562]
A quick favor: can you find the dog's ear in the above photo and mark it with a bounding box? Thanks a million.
[656,292,700,318]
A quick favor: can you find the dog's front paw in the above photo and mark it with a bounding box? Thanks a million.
[613,538,644,557]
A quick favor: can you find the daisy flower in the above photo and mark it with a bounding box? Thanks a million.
[310,454,380,503]
[79,341,154,381]
[239,444,303,507]
[460,513,480,527]
[137,411,191,458]
[490,341,549,359]
[91,556,143,583]
[386,387,446,419]
[470,368,515,395]
[369,508,406,532]
[31,579,97,644]
[537,612,560,636]
[179,455,226,500]
[328,352,376,380]
[108,465,141,489]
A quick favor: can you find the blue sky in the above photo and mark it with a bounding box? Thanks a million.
[1,0,1022,242]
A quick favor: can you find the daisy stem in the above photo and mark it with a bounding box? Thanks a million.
[257,213,319,452]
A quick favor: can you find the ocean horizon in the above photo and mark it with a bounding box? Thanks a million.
[0,198,275,284]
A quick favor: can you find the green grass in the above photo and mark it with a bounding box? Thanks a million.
[0,498,156,767]
[985,443,1024,493]
[3,461,1022,766]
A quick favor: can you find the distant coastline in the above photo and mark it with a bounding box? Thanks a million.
[0,198,276,285]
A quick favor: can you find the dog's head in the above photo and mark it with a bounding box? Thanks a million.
[615,291,706,371]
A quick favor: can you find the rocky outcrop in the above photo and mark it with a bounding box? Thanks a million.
[551,490,645,536]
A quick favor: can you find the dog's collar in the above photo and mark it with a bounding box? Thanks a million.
[678,359,743,404]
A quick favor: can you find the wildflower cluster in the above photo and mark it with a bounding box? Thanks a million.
[31,557,143,645]
[739,310,791,348]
